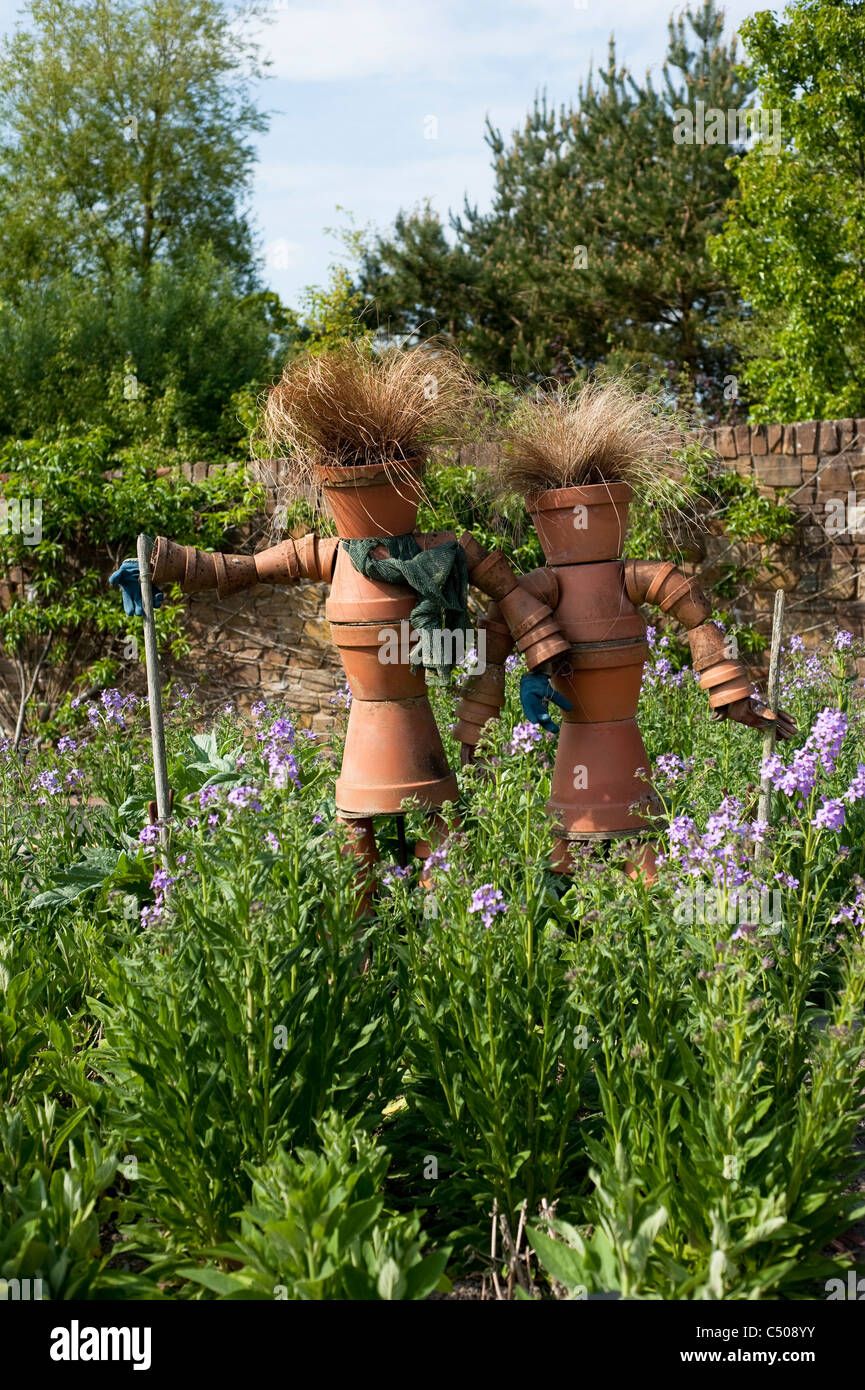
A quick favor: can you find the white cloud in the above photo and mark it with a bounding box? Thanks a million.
[257,0,773,85]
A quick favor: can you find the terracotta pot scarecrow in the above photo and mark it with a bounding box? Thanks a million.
[455,382,796,881]
[114,344,569,915]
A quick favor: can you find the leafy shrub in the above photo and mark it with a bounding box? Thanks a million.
[183,1116,449,1300]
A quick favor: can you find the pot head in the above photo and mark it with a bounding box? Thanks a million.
[526,481,632,565]
[318,459,424,539]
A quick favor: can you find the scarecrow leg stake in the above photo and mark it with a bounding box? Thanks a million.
[137,533,172,856]
[757,588,786,853]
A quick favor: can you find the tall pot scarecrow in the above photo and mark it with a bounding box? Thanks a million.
[112,344,569,911]
[455,382,796,880]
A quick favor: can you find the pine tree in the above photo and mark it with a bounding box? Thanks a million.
[358,2,753,416]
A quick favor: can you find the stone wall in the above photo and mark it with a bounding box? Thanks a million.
[698,418,865,674]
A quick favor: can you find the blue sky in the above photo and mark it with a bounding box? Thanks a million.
[0,0,774,312]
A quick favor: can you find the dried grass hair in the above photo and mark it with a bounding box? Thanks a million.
[263,339,473,490]
[496,377,688,499]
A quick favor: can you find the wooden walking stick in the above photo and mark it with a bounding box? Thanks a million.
[757,588,786,845]
[137,533,171,853]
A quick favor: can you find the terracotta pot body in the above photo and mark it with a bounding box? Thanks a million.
[318,460,424,539]
[336,696,458,815]
[523,484,661,871]
[330,622,426,701]
[551,639,648,722]
[547,718,657,835]
[317,482,458,817]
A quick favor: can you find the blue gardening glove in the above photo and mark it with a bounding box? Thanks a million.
[519,672,572,734]
[109,558,163,617]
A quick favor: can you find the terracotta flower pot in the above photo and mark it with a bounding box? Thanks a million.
[335,695,458,815]
[552,561,646,645]
[318,460,424,539]
[330,622,426,701]
[325,545,416,624]
[551,639,648,722]
[526,483,632,565]
[546,718,658,837]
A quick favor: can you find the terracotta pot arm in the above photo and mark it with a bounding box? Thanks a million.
[688,619,753,710]
[255,534,339,586]
[457,532,568,670]
[624,558,762,713]
[150,536,258,599]
[623,557,713,628]
[150,532,339,600]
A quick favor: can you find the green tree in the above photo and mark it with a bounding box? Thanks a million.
[358,2,752,417]
[0,0,286,448]
[710,0,865,421]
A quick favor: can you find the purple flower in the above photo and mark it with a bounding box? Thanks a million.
[86,705,101,728]
[227,786,264,812]
[57,735,77,754]
[507,720,543,755]
[469,883,506,929]
[264,830,280,852]
[381,863,410,887]
[426,841,451,875]
[100,688,127,727]
[64,768,82,788]
[844,764,865,804]
[139,824,160,851]
[811,708,849,771]
[262,714,301,790]
[832,877,865,929]
[312,813,324,825]
[813,797,846,832]
[789,635,804,653]
[198,785,220,810]
[655,752,692,782]
[330,682,353,710]
[762,707,848,799]
[150,868,177,896]
[32,768,62,795]
[834,630,854,650]
[251,701,267,721]
[504,653,521,673]
[645,625,657,647]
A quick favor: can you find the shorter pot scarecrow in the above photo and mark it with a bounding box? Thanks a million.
[455,381,796,880]
[111,344,569,912]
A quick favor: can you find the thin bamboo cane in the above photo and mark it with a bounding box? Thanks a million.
[137,533,171,853]
[757,588,786,842]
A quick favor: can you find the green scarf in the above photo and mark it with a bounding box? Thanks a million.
[342,534,470,683]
